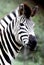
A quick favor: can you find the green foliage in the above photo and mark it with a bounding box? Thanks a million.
[0,0,44,65]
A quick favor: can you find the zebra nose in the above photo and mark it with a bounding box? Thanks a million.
[27,35,37,51]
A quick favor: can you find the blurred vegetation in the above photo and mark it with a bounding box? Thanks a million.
[0,0,44,65]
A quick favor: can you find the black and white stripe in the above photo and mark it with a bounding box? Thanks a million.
[18,23,29,45]
[0,9,17,30]
[0,15,29,65]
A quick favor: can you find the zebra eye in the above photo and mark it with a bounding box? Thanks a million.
[20,23,24,26]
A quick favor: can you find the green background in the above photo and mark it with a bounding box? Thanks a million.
[0,0,44,65]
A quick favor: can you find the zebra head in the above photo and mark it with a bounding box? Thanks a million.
[11,3,38,51]
[15,3,38,51]
[16,16,37,51]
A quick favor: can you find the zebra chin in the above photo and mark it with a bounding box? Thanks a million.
[27,35,37,51]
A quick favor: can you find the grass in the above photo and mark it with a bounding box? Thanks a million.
[0,0,44,65]
[0,0,18,18]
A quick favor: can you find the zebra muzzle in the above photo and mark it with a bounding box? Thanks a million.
[27,35,37,51]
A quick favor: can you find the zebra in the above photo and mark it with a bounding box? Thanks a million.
[0,3,38,65]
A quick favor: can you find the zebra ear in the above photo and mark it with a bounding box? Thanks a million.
[31,6,39,17]
[19,4,24,16]
[23,3,32,19]
[19,3,32,19]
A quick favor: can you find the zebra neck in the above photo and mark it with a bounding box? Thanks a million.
[2,23,22,59]
[7,23,22,49]
[8,23,22,47]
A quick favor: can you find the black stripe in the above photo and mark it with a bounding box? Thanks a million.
[12,20,14,28]
[12,11,16,17]
[20,23,24,26]
[26,20,28,29]
[3,18,8,25]
[26,25,28,29]
[20,23,28,29]
[18,31,26,34]
[20,22,28,29]
[0,55,5,65]
[1,32,7,52]
[3,30,15,59]
[7,27,19,53]
[22,18,25,23]
[20,35,28,41]
[0,29,2,35]
[0,41,1,48]
[0,42,11,64]
[23,38,28,40]
[20,17,25,23]
[9,24,22,47]
[7,15,12,21]
[20,27,27,32]
[0,23,5,29]
[20,16,23,22]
